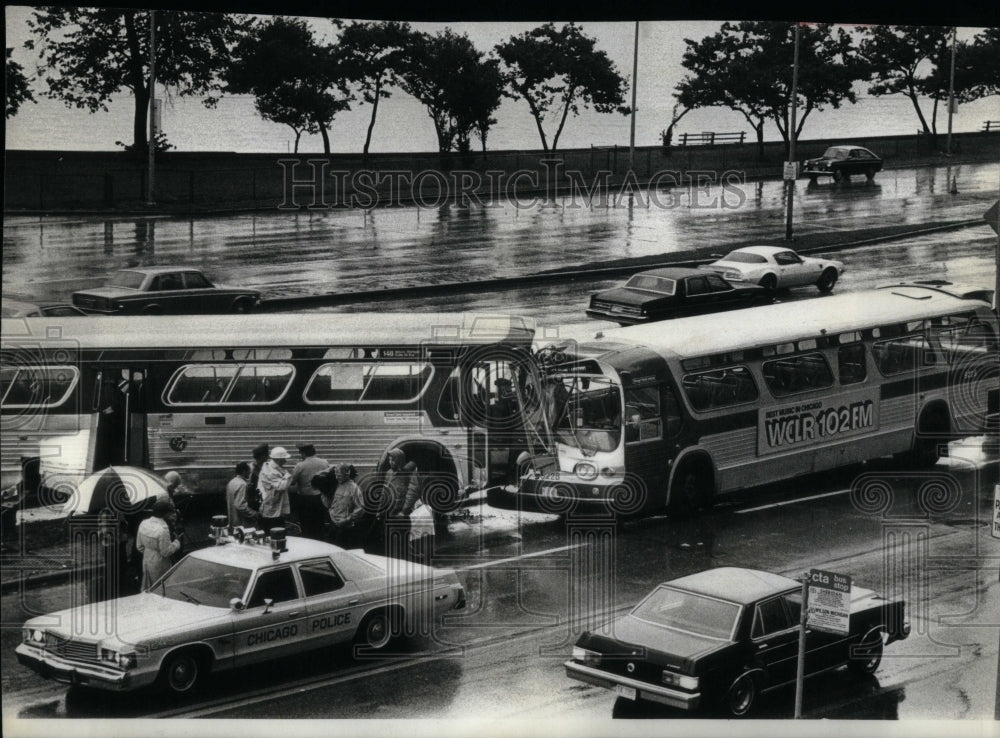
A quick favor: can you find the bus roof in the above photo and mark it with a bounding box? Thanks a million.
[586,287,993,361]
[0,313,536,349]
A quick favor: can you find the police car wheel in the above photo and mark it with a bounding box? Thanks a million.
[161,651,202,695]
[356,610,393,651]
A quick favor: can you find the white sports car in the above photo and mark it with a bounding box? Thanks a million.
[16,532,465,695]
[700,246,844,293]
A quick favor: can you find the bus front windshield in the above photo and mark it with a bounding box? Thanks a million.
[548,375,622,454]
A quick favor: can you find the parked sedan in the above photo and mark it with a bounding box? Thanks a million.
[802,145,883,182]
[1,297,87,318]
[701,246,844,293]
[72,267,261,315]
[586,267,771,325]
[565,566,909,717]
[16,533,465,695]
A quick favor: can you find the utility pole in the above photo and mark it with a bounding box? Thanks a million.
[146,9,156,206]
[629,21,639,174]
[784,23,800,241]
[946,26,957,157]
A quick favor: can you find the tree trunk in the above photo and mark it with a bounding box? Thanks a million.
[318,122,331,155]
[906,83,932,134]
[363,77,381,158]
[930,96,939,138]
[755,124,765,159]
[522,91,549,153]
[551,88,576,153]
[122,10,149,152]
[294,129,302,154]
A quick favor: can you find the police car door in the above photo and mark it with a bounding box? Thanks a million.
[297,558,363,646]
[235,564,311,667]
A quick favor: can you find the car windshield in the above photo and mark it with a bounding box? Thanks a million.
[104,270,146,289]
[720,251,767,264]
[152,556,252,608]
[632,586,741,640]
[549,375,622,453]
[624,275,676,295]
[822,147,849,159]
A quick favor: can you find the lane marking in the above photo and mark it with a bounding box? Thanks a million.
[457,542,588,571]
[735,488,850,514]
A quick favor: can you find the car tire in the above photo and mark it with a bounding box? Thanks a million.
[355,609,398,652]
[142,305,163,315]
[832,169,843,182]
[232,298,255,314]
[725,673,757,717]
[759,274,778,292]
[816,268,838,293]
[159,649,204,696]
[848,633,884,675]
[865,167,876,180]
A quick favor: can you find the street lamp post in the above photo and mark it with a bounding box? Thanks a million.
[784,23,800,241]
[629,21,639,175]
[946,26,957,157]
[146,9,156,206]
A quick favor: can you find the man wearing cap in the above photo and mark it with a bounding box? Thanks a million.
[258,446,293,534]
[135,499,182,590]
[290,443,329,540]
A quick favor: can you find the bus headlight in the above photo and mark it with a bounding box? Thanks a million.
[662,670,699,690]
[574,462,598,481]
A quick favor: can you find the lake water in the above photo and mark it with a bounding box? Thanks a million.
[5,14,999,154]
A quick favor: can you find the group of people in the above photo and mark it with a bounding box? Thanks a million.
[224,443,437,559]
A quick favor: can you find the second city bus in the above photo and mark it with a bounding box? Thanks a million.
[507,282,998,517]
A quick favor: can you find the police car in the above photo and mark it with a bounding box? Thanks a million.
[16,525,466,695]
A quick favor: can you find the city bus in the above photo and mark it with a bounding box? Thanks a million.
[0,313,544,507]
[511,283,999,517]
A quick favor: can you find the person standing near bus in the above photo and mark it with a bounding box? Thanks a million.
[327,464,365,547]
[290,443,329,540]
[247,443,268,514]
[135,499,182,591]
[226,461,259,528]
[258,446,292,534]
[162,470,190,562]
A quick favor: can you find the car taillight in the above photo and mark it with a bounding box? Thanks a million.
[572,646,601,666]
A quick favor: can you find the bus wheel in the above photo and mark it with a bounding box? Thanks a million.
[910,407,951,467]
[669,464,713,516]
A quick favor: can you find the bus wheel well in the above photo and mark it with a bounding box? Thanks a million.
[909,402,952,467]
[668,455,715,516]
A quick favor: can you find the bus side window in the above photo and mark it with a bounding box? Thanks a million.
[838,343,867,385]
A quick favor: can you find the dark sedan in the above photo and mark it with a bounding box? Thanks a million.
[586,267,771,325]
[72,267,261,315]
[565,567,909,717]
[802,145,883,182]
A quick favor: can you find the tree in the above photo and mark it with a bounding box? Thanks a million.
[495,23,630,153]
[6,47,35,118]
[678,22,864,156]
[25,8,252,151]
[225,18,352,155]
[396,29,504,154]
[335,21,411,157]
[859,25,955,137]
[963,27,1000,99]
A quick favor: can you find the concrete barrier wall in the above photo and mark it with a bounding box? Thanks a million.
[5,130,999,213]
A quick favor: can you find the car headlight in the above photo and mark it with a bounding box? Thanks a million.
[661,670,699,690]
[23,628,46,644]
[574,462,598,481]
[101,648,137,669]
[572,646,601,666]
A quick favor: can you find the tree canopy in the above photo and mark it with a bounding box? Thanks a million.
[677,22,864,154]
[225,17,352,154]
[25,7,252,150]
[396,28,504,154]
[5,48,35,118]
[495,22,630,152]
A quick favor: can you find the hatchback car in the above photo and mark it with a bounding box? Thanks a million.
[1,297,87,318]
[72,267,261,315]
[701,246,844,293]
[585,267,772,325]
[565,566,908,717]
[802,145,882,182]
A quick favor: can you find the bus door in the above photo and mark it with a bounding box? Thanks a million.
[623,382,673,496]
[93,367,148,469]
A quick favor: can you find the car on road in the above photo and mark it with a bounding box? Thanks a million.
[1,297,87,318]
[802,145,883,182]
[71,267,261,315]
[565,566,909,717]
[700,246,844,293]
[585,267,772,325]
[16,532,466,695]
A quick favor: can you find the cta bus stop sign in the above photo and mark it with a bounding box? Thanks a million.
[794,568,852,718]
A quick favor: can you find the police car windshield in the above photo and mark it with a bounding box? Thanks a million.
[155,557,252,608]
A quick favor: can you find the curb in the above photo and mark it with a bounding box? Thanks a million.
[258,218,987,309]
